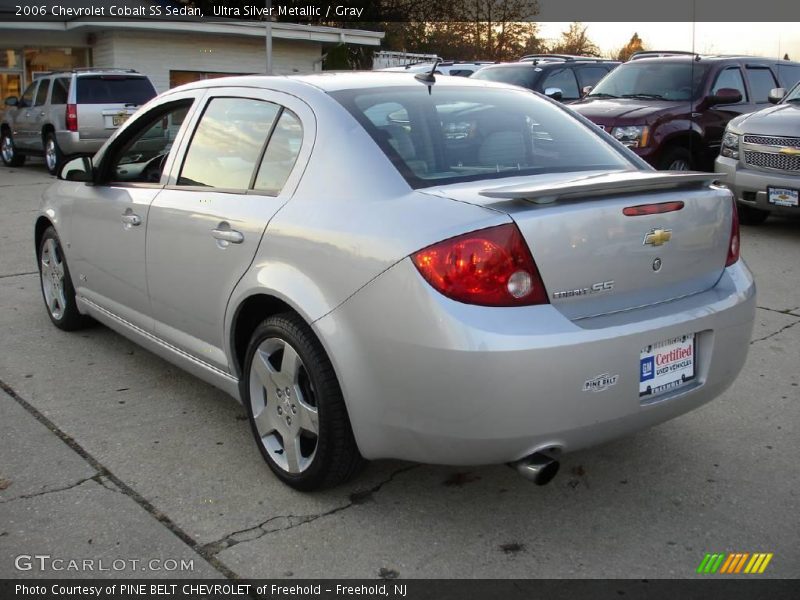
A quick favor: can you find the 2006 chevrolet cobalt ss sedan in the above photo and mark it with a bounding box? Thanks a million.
[36,73,755,490]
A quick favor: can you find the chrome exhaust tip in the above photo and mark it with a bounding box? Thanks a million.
[510,450,561,486]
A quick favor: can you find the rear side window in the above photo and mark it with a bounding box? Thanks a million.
[540,68,580,100]
[34,79,50,106]
[746,67,778,103]
[179,97,280,189]
[471,66,539,90]
[50,78,70,105]
[253,109,303,194]
[76,76,156,105]
[712,67,747,101]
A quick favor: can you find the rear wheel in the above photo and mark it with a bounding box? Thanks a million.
[44,132,63,175]
[1,131,25,167]
[38,227,91,331]
[242,313,364,491]
[737,203,770,225]
[658,146,693,171]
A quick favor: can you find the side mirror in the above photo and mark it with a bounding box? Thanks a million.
[4,96,18,107]
[705,87,742,106]
[768,87,786,104]
[581,85,593,97]
[60,156,94,182]
[544,87,563,101]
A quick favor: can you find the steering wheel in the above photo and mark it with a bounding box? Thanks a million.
[143,154,168,183]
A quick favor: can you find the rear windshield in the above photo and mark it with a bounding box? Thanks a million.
[76,75,156,105]
[589,61,709,101]
[331,86,633,188]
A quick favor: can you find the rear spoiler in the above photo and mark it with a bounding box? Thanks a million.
[479,171,723,204]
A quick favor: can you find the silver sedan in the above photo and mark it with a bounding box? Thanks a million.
[36,73,756,490]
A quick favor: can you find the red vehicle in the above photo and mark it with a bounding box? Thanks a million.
[569,52,800,170]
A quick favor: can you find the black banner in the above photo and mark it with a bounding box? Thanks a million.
[1,579,799,600]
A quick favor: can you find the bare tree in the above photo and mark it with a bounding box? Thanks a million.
[549,22,600,57]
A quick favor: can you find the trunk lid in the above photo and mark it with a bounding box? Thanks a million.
[422,169,734,320]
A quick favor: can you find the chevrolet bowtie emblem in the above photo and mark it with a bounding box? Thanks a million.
[779,147,800,156]
[643,228,672,247]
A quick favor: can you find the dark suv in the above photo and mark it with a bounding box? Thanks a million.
[569,52,800,170]
[470,55,620,103]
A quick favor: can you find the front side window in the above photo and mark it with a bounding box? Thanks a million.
[541,68,580,100]
[20,81,37,107]
[34,79,50,106]
[179,97,280,189]
[333,86,634,189]
[578,66,611,89]
[109,102,192,184]
[712,67,747,101]
[746,67,778,103]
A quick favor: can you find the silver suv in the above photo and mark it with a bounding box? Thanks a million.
[2,69,156,174]
[715,82,800,224]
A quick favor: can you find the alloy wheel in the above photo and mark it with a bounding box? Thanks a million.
[45,138,58,172]
[1,135,14,163]
[248,337,319,474]
[668,159,690,171]
[40,238,67,320]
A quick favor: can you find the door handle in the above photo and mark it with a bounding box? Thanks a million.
[212,228,244,244]
[39,111,46,117]
[121,213,142,227]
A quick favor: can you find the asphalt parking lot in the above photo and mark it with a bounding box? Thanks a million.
[0,162,798,580]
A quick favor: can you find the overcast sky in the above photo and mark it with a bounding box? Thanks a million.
[537,23,800,59]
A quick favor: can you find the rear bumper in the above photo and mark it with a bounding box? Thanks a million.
[54,131,106,156]
[315,259,756,465]
[715,155,800,216]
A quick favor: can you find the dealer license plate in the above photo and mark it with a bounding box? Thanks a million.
[768,187,799,207]
[639,334,696,398]
[112,113,130,127]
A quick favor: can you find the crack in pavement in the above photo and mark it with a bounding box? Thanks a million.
[0,377,240,580]
[0,475,96,504]
[751,318,800,344]
[0,271,37,279]
[757,305,800,316]
[201,464,420,556]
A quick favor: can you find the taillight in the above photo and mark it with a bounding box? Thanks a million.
[66,104,78,132]
[411,223,548,306]
[726,197,740,267]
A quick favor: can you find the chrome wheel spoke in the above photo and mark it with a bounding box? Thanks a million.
[251,349,278,389]
[279,344,302,384]
[283,433,302,474]
[297,400,319,435]
[253,404,277,437]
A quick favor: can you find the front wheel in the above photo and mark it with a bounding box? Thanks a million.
[1,131,26,167]
[658,147,693,171]
[242,313,364,491]
[44,132,63,175]
[38,227,91,331]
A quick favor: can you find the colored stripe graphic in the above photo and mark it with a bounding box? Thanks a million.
[698,552,772,574]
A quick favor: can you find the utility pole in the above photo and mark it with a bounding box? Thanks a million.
[265,0,273,75]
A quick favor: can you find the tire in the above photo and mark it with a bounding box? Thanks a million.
[737,203,770,226]
[44,132,63,176]
[38,226,92,331]
[242,313,364,491]
[658,146,693,171]
[1,130,26,167]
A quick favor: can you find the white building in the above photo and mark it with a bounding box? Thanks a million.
[0,16,383,100]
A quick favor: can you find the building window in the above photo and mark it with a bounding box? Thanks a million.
[169,70,247,88]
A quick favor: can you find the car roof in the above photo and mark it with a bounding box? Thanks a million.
[627,55,789,65]
[168,71,523,95]
[480,60,616,69]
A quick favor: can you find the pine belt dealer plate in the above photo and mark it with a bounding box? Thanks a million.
[639,334,696,398]
[767,187,799,208]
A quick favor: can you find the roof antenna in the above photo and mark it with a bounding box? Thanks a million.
[415,58,441,84]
